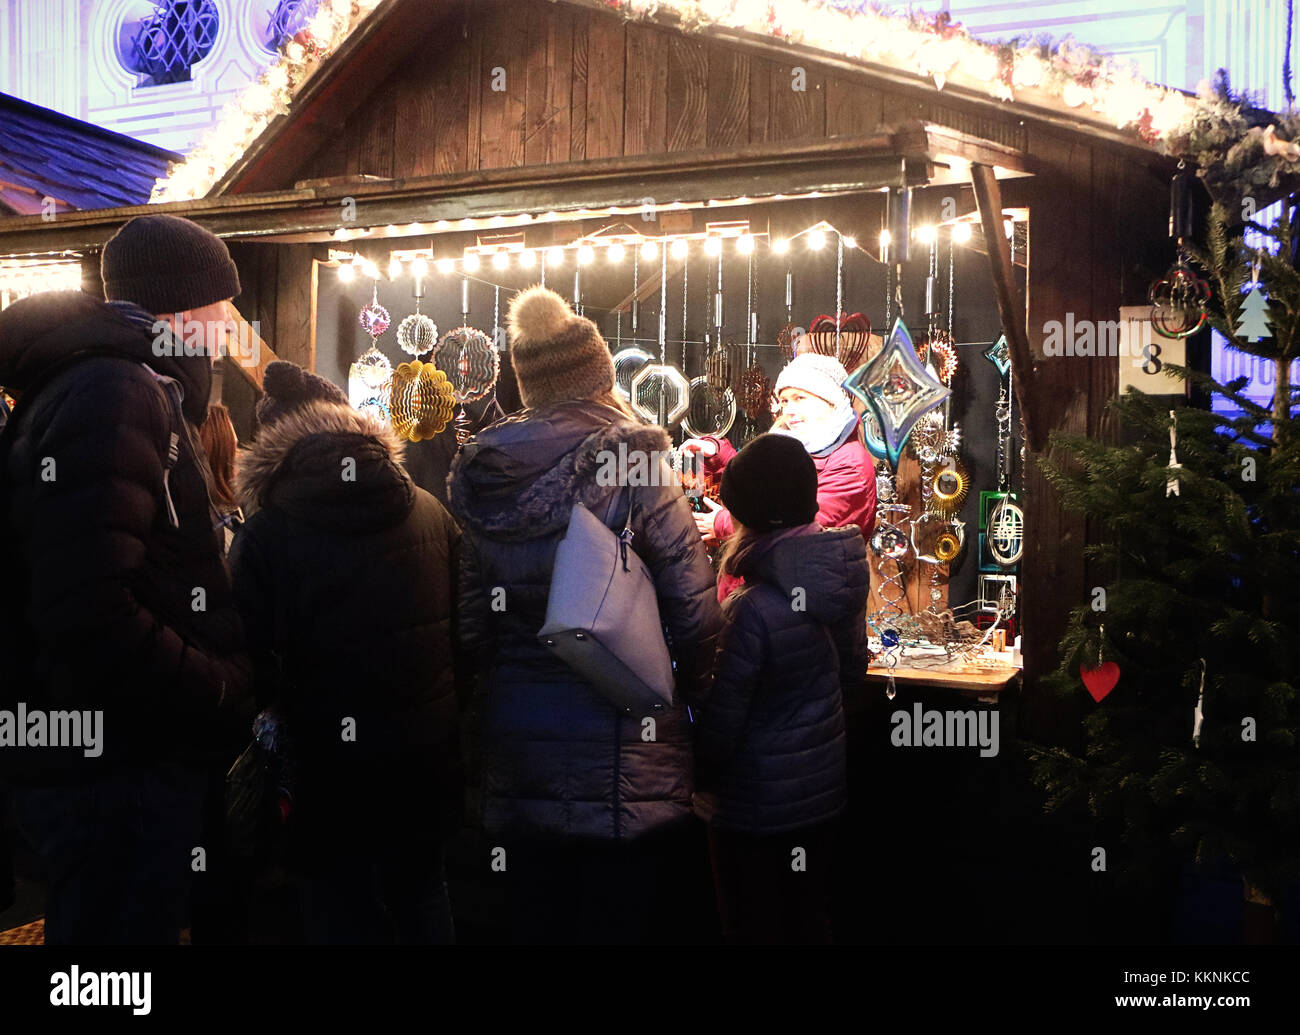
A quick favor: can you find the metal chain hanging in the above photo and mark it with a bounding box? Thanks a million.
[631,247,640,336]
[681,253,689,370]
[835,232,844,355]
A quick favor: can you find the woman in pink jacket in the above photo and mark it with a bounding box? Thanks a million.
[685,352,878,550]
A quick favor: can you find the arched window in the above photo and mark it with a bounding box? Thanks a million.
[266,0,313,52]
[124,0,220,86]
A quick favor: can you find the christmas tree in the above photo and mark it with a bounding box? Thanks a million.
[1029,200,1300,915]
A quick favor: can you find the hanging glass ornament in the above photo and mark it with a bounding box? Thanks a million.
[987,495,1025,566]
[389,360,456,441]
[348,346,392,414]
[359,299,390,339]
[928,334,958,386]
[983,334,1011,376]
[431,326,499,403]
[397,312,438,357]
[927,458,971,518]
[738,363,773,420]
[613,347,654,401]
[910,511,966,564]
[1148,254,1210,338]
[870,518,911,561]
[804,312,871,372]
[845,319,951,467]
[706,338,736,392]
[682,376,736,438]
[777,323,799,362]
[630,364,691,426]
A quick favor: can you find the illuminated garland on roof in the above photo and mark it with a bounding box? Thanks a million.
[152,0,1195,204]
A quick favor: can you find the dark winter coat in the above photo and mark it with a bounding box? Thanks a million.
[402,392,503,506]
[447,399,723,841]
[694,525,869,834]
[0,292,251,785]
[229,399,461,864]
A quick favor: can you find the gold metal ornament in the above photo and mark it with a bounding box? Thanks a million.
[928,459,970,518]
[389,360,456,441]
[934,532,962,562]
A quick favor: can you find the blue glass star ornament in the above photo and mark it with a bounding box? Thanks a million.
[983,334,1011,377]
[845,319,951,467]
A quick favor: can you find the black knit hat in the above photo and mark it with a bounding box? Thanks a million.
[721,433,819,531]
[255,361,348,427]
[101,214,241,314]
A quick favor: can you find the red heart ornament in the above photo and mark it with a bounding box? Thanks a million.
[1080,662,1121,702]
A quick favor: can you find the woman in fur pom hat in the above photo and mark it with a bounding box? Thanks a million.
[229,361,462,944]
[447,286,722,944]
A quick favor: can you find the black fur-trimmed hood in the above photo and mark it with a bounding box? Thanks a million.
[448,400,671,540]
[237,399,414,533]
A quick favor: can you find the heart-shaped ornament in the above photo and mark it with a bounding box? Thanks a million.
[1080,662,1121,702]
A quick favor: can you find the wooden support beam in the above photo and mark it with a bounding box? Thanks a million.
[223,301,278,392]
[970,161,1042,452]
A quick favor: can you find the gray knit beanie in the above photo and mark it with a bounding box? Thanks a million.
[101,214,241,314]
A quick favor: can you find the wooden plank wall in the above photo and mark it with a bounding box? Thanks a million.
[298,0,1027,184]
[1004,132,1170,744]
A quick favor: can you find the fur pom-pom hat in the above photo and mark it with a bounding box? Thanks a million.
[256,360,349,427]
[507,285,614,409]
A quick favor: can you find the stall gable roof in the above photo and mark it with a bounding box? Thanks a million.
[0,93,179,214]
[153,0,1192,204]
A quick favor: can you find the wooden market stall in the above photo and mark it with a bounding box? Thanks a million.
[0,0,1188,741]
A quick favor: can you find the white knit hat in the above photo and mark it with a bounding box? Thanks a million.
[774,352,850,405]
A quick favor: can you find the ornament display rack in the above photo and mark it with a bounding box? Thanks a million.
[321,201,1026,681]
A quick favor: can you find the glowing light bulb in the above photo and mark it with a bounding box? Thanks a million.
[808,230,827,250]
[519,249,536,269]
[773,238,790,254]
[388,257,403,279]
[463,253,481,272]
[670,239,688,259]
[843,236,856,249]
[737,234,755,254]
[578,245,595,265]
[412,257,428,278]
[338,263,355,282]
[641,240,658,261]
[953,222,973,243]
[917,225,937,244]
[492,250,510,270]
[548,247,564,266]
[704,238,721,256]
[608,243,626,263]
[878,229,891,248]
[361,261,380,281]
[436,258,454,275]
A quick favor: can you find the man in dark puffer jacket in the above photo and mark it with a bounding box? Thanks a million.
[0,215,253,944]
[230,362,461,944]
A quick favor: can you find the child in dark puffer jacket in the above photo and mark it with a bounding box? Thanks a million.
[693,433,869,945]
